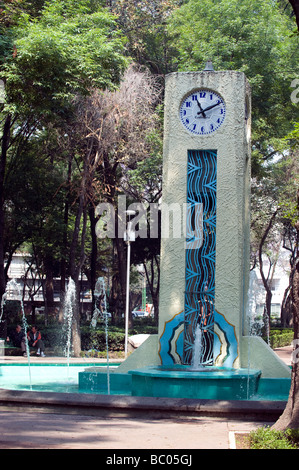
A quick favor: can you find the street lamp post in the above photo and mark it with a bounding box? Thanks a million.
[124,210,136,358]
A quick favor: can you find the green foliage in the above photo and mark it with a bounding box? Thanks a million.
[111,0,181,75]
[41,325,63,350]
[266,328,294,348]
[129,317,158,333]
[4,136,67,260]
[81,325,125,351]
[21,318,158,352]
[249,426,299,449]
[126,127,163,202]
[2,0,128,120]
[2,301,24,325]
[168,0,299,172]
[1,0,298,348]
[274,155,299,226]
[285,121,299,149]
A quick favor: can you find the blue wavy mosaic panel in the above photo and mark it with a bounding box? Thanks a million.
[183,150,217,365]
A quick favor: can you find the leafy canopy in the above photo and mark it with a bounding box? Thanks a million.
[168,0,299,171]
[2,0,128,120]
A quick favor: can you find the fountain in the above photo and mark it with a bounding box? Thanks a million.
[78,316,261,400]
[0,68,292,410]
[63,278,76,380]
[77,250,288,401]
[91,277,110,394]
[0,287,7,354]
[1,279,32,389]
[123,318,261,400]
[246,270,262,398]
[189,324,219,373]
[0,276,118,395]
[0,273,289,400]
[191,325,203,370]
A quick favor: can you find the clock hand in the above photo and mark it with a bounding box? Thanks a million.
[197,101,221,116]
[196,99,206,118]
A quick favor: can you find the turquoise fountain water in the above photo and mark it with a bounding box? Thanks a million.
[78,299,290,401]
[124,320,262,400]
[91,277,110,394]
[63,278,76,383]
[0,278,290,401]
[1,279,32,389]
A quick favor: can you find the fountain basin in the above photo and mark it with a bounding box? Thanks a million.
[129,365,262,400]
[79,364,264,400]
[0,363,291,401]
[79,367,132,395]
[0,363,120,393]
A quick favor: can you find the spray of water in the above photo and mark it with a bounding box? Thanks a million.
[246,270,264,399]
[1,279,32,389]
[0,292,7,326]
[63,278,76,380]
[92,277,110,394]
[191,324,203,370]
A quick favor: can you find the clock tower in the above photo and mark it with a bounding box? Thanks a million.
[118,65,290,378]
[156,65,289,377]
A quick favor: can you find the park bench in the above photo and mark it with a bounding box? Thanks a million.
[3,342,39,356]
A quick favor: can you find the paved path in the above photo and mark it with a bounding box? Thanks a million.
[0,410,270,449]
[0,345,292,450]
[274,345,292,366]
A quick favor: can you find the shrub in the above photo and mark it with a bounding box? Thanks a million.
[249,427,299,449]
[9,319,156,353]
[267,329,294,348]
[81,326,125,352]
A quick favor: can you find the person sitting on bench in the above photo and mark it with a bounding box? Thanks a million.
[27,325,46,357]
[7,324,27,356]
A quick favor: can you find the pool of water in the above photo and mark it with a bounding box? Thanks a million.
[0,363,291,401]
[0,363,121,394]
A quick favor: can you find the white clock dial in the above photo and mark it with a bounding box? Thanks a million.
[179,89,226,135]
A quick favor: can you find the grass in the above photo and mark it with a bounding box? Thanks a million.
[237,427,299,449]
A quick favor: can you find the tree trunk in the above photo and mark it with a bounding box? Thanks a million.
[144,255,160,325]
[89,205,98,315]
[273,191,299,430]
[263,288,272,341]
[0,114,11,300]
[44,254,55,325]
[59,154,72,322]
[273,248,299,429]
[258,210,278,336]
[289,0,299,31]
[69,192,86,357]
[113,204,133,328]
[281,289,293,327]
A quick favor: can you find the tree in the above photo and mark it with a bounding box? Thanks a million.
[75,64,162,326]
[250,149,299,334]
[0,0,128,355]
[122,130,163,323]
[281,218,298,327]
[274,188,299,429]
[272,119,299,430]
[289,0,299,30]
[3,130,67,315]
[109,0,182,75]
[168,0,298,174]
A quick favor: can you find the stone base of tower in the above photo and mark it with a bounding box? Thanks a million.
[240,336,291,378]
[117,332,291,379]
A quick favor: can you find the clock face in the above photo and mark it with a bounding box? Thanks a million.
[179,89,226,135]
